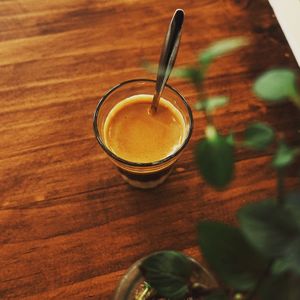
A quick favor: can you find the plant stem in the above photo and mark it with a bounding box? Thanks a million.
[246,168,286,300]
[205,112,214,125]
[195,83,214,126]
[276,168,285,207]
[244,146,287,298]
[246,173,285,300]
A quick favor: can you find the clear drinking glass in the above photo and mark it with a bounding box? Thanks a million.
[113,252,217,300]
[93,79,193,189]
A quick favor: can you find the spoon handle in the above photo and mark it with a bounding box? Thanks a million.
[151,9,185,113]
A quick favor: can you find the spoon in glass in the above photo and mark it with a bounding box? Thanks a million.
[150,9,185,114]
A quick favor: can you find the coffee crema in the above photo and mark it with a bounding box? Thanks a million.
[103,94,186,163]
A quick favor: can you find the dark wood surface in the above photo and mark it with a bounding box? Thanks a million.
[1,0,299,299]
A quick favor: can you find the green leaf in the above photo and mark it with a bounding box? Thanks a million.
[282,239,300,275]
[198,37,248,66]
[238,200,299,256]
[195,96,229,113]
[226,132,235,146]
[238,200,300,274]
[260,273,300,300]
[272,141,298,169]
[198,221,267,291]
[268,193,300,277]
[140,251,193,300]
[272,259,291,275]
[195,126,234,188]
[286,191,300,227]
[243,122,275,150]
[253,69,299,102]
[171,67,203,87]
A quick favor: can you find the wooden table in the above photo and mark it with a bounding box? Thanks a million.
[1,0,299,299]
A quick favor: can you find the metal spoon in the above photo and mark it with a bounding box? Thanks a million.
[150,9,185,113]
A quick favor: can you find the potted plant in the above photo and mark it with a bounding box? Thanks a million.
[114,38,300,300]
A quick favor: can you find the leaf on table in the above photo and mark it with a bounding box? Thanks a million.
[243,122,274,150]
[195,127,234,188]
[197,221,267,291]
[139,251,193,300]
[253,69,299,102]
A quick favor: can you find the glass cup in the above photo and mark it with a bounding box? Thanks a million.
[93,79,193,189]
[113,251,217,300]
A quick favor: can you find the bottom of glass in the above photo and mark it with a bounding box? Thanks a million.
[113,252,217,300]
[118,166,173,189]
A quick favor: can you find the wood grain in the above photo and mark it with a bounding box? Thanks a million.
[1,0,299,299]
